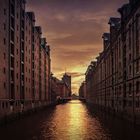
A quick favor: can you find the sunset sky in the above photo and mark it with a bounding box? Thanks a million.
[27,0,128,94]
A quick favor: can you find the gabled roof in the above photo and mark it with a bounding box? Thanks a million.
[102,33,110,41]
[26,12,35,22]
[35,26,42,34]
[108,17,121,27]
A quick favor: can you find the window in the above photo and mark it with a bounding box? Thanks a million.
[136,101,139,108]
[136,81,139,94]
[21,20,24,29]
[17,36,18,43]
[3,67,6,74]
[4,82,6,89]
[136,60,139,73]
[4,38,6,44]
[4,23,6,30]
[2,102,5,109]
[4,9,6,15]
[17,13,18,19]
[129,54,131,61]
[129,65,132,75]
[17,25,19,31]
[129,83,132,95]
[4,53,6,59]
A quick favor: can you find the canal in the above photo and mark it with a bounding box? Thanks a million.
[0,100,140,140]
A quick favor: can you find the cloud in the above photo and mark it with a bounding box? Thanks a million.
[26,0,128,94]
[67,72,85,78]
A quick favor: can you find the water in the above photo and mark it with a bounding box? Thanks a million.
[0,100,140,140]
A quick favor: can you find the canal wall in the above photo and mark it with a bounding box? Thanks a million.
[86,102,140,126]
[0,99,72,126]
[0,101,56,126]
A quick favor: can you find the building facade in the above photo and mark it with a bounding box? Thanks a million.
[51,73,71,101]
[79,81,86,99]
[62,73,72,97]
[84,0,140,124]
[0,0,51,120]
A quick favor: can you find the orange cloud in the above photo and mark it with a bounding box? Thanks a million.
[27,0,128,94]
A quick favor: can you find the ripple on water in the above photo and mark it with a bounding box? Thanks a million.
[0,100,140,140]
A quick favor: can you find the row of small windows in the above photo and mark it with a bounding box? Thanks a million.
[98,100,140,108]
[4,37,40,49]
[4,38,6,45]
[3,82,31,92]
[125,100,140,108]
[2,66,31,77]
[25,67,31,73]
[128,62,139,73]
[116,83,140,95]
[26,87,31,92]
[126,82,140,94]
[0,101,30,110]
[0,102,8,109]
[25,57,31,63]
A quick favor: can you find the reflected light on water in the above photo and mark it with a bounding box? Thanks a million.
[67,100,87,140]
[41,100,109,140]
[0,100,139,140]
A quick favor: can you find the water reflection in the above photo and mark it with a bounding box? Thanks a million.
[0,100,140,140]
[67,100,87,140]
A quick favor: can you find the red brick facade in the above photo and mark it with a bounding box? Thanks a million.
[0,0,51,119]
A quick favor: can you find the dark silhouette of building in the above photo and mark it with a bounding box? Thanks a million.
[62,73,72,97]
[83,0,140,124]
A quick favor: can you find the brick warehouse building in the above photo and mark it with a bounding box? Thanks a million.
[62,73,72,97]
[51,73,72,101]
[83,0,140,124]
[79,81,86,99]
[0,0,51,120]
